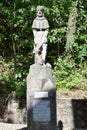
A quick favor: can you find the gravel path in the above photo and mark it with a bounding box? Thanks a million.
[0,123,27,130]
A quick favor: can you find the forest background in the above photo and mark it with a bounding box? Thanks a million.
[0,0,87,100]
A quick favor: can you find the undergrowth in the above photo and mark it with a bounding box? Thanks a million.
[53,57,87,91]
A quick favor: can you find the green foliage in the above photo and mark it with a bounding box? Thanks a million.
[53,57,87,90]
[74,1,87,63]
[0,57,28,99]
[0,0,87,99]
[0,59,15,97]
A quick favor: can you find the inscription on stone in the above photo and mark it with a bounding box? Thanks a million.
[33,99,51,122]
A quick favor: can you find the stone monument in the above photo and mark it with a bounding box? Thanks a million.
[27,5,56,130]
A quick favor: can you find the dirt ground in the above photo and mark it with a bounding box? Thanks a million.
[0,123,27,130]
[57,88,87,99]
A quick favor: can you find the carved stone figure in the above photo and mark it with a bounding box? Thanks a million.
[32,5,49,65]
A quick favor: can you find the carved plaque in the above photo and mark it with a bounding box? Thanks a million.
[34,91,48,98]
[33,99,51,122]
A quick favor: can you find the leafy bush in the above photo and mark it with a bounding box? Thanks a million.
[0,57,28,99]
[0,59,15,98]
[53,57,87,90]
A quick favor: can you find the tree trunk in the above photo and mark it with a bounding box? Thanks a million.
[66,0,78,56]
[11,1,16,74]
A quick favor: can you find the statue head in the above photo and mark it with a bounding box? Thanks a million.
[36,5,44,17]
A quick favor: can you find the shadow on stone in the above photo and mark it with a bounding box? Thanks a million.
[57,120,63,130]
[72,99,87,129]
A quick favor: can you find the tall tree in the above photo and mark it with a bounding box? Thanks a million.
[66,0,78,56]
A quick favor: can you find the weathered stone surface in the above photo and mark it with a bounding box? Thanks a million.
[57,98,87,130]
[28,64,52,79]
[7,98,27,124]
[32,6,49,65]
[1,94,87,130]
[57,98,74,130]
[27,64,56,130]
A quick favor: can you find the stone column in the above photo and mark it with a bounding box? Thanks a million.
[27,64,56,130]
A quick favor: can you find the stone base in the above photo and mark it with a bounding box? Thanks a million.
[27,64,56,130]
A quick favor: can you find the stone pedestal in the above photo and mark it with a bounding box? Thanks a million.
[27,64,56,130]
